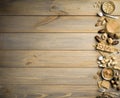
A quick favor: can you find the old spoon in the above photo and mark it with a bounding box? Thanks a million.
[97,12,119,19]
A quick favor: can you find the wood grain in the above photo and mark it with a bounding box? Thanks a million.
[1,33,120,50]
[2,50,120,68]
[0,68,97,85]
[0,33,96,50]
[0,0,120,15]
[0,50,99,68]
[0,16,102,33]
[0,85,98,98]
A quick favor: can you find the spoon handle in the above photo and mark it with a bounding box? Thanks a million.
[105,14,119,19]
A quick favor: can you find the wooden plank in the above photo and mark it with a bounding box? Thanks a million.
[0,50,102,68]
[0,50,99,68]
[0,68,97,85]
[0,16,102,33]
[1,33,120,50]
[0,33,96,50]
[0,0,120,15]
[0,85,98,98]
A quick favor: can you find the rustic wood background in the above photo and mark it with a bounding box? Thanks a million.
[0,0,120,98]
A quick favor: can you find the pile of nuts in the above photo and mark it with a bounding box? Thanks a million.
[94,1,120,98]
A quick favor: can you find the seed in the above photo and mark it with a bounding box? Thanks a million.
[98,29,105,34]
[112,40,119,45]
[95,36,102,42]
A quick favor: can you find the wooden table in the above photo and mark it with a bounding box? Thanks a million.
[0,0,120,98]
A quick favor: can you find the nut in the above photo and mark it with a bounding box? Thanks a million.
[111,56,116,60]
[101,20,106,25]
[101,60,106,64]
[95,22,101,27]
[101,33,107,40]
[111,61,117,66]
[98,56,104,61]
[107,38,113,44]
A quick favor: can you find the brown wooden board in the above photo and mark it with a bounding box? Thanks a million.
[0,50,99,68]
[0,16,102,33]
[0,33,120,50]
[0,0,120,15]
[0,33,97,50]
[0,85,98,98]
[0,68,97,85]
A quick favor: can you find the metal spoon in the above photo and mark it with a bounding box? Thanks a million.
[97,12,119,19]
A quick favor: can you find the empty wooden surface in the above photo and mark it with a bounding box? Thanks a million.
[0,16,101,33]
[0,0,120,98]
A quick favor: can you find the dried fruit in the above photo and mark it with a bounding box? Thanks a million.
[98,29,105,34]
[108,33,115,39]
[112,40,119,45]
[95,35,102,42]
